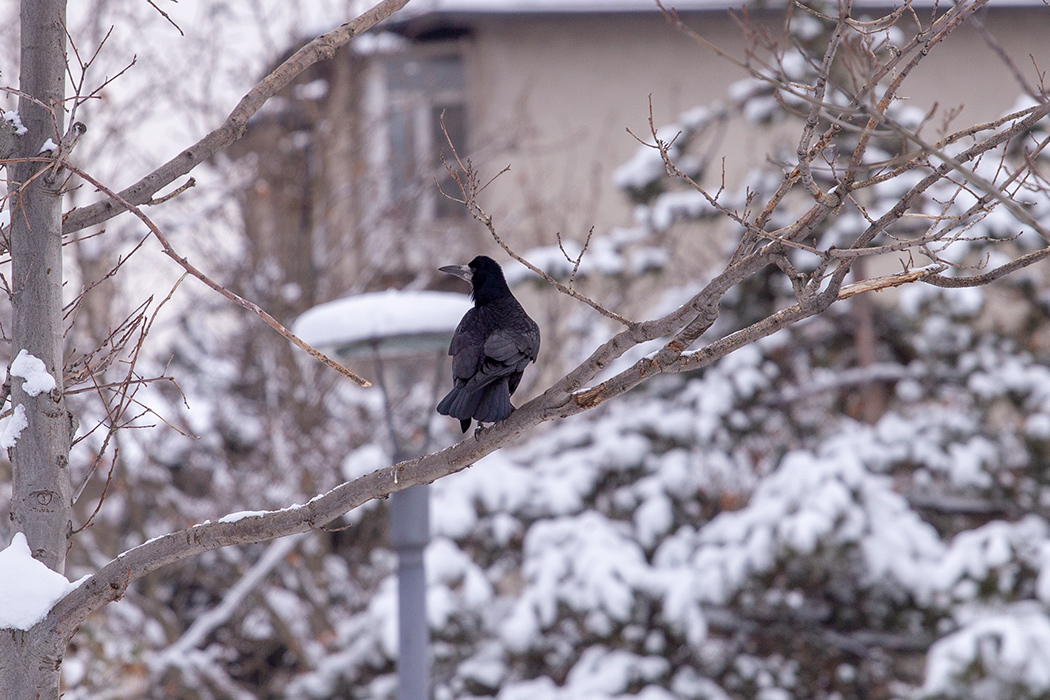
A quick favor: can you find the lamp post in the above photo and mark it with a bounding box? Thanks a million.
[293,290,470,700]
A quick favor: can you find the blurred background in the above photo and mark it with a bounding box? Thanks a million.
[3,0,1050,698]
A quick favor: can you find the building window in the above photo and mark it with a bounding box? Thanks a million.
[383,50,467,223]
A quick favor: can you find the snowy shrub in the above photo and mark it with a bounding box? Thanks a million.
[921,604,1050,700]
[48,3,1050,699]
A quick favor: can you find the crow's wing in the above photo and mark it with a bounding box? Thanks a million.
[483,328,530,365]
[455,329,524,391]
[449,303,531,367]
[449,319,482,383]
[439,287,540,429]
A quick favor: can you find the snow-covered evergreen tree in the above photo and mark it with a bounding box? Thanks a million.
[264,6,1050,700]
[7,1,1049,699]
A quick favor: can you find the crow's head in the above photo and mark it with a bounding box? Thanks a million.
[439,255,512,305]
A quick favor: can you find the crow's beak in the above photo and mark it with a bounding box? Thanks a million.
[439,264,473,283]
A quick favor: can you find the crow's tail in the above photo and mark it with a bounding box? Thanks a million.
[473,380,513,423]
[437,379,513,428]
[436,386,460,417]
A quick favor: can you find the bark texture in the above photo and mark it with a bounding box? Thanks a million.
[8,0,72,573]
[1,1,71,698]
[0,629,64,700]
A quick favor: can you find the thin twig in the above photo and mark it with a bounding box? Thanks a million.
[62,0,412,235]
[63,162,372,387]
[71,445,120,533]
[436,118,635,326]
[146,0,186,36]
[146,177,196,206]
[555,226,595,288]
[924,246,1050,288]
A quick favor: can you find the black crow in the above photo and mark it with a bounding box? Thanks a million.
[436,256,540,433]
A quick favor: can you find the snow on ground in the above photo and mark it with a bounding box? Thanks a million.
[0,533,72,630]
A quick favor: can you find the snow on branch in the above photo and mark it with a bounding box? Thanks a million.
[0,533,73,631]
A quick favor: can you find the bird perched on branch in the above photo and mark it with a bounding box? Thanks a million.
[437,255,540,433]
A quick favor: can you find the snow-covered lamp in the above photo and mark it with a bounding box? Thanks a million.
[293,289,469,700]
[292,289,469,361]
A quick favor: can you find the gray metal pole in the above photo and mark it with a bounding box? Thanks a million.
[372,344,435,700]
[389,483,431,700]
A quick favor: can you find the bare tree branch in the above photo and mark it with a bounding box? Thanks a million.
[64,161,373,387]
[437,132,636,327]
[22,3,1050,692]
[60,0,412,235]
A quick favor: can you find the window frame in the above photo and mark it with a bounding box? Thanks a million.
[373,42,469,227]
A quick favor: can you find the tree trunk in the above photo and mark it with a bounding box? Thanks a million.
[0,630,65,700]
[8,0,71,572]
[1,0,71,698]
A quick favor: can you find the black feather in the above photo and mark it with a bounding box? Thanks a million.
[436,256,541,432]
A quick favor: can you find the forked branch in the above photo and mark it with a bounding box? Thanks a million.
[64,162,372,387]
